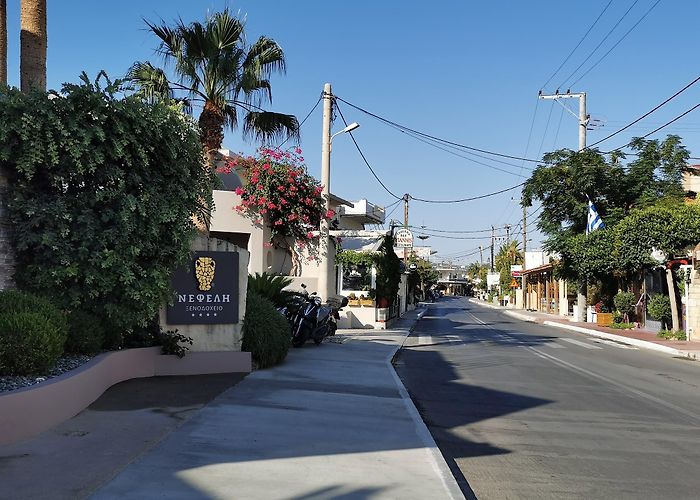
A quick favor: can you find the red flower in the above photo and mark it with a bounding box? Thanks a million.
[234,187,243,195]
[274,220,283,226]
[268,202,277,210]
[306,231,314,239]
[325,209,336,218]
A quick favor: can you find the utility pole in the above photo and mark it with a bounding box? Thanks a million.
[403,193,410,263]
[505,224,511,243]
[522,200,528,309]
[490,226,495,272]
[539,90,588,321]
[318,83,333,301]
[479,246,483,265]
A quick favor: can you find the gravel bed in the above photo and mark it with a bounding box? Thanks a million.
[0,354,93,394]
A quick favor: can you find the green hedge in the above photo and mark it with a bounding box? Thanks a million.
[0,290,68,375]
[242,293,290,368]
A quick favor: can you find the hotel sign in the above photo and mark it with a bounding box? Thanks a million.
[395,228,414,248]
[166,251,239,324]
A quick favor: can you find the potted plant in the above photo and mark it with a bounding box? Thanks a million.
[346,292,360,307]
[360,292,375,307]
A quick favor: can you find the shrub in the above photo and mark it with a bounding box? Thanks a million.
[0,290,68,375]
[247,272,298,308]
[614,291,636,321]
[159,330,193,358]
[65,310,105,354]
[657,329,686,341]
[610,322,635,329]
[648,294,672,328]
[242,293,291,368]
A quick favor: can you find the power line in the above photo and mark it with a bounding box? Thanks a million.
[334,102,402,200]
[587,73,700,148]
[604,101,700,153]
[410,181,526,204]
[335,96,544,164]
[540,0,615,91]
[379,118,534,174]
[276,93,322,148]
[569,0,663,87]
[558,0,641,90]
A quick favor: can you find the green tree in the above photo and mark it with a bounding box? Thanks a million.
[407,254,439,300]
[127,9,299,160]
[523,136,690,314]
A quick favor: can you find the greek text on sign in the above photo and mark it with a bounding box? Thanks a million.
[395,228,414,248]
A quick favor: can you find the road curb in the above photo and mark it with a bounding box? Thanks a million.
[504,310,538,323]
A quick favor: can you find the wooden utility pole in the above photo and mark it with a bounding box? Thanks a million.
[403,193,410,263]
[490,226,495,272]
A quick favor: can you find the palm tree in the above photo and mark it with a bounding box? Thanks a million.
[127,9,299,162]
[495,240,523,272]
[20,0,47,92]
[1,0,7,85]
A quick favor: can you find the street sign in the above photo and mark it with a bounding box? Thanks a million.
[511,264,522,277]
[510,278,520,288]
[394,228,414,248]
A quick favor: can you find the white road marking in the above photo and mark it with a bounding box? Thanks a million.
[528,346,700,425]
[592,338,638,349]
[561,338,603,349]
[546,343,566,348]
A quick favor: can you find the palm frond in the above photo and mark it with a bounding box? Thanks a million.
[125,61,173,102]
[242,111,299,145]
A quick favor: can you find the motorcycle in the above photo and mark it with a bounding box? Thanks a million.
[292,292,348,347]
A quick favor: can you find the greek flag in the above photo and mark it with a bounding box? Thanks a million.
[586,199,605,234]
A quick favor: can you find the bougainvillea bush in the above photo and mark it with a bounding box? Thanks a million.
[219,147,334,273]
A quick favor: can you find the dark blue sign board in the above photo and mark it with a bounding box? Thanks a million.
[166,251,239,324]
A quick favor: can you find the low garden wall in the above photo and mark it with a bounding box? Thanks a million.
[0,347,251,447]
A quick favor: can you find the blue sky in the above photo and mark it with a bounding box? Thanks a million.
[4,1,700,263]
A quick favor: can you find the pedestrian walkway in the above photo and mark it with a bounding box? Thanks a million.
[471,299,700,359]
[1,306,463,499]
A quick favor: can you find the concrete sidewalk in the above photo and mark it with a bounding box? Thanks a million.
[472,298,700,359]
[87,307,462,499]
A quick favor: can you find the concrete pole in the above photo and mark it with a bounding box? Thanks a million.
[318,83,333,300]
[521,201,527,310]
[577,92,588,322]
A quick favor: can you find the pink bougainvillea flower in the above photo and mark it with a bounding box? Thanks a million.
[264,242,273,248]
[267,202,277,209]
[306,231,314,239]
[280,198,288,205]
[277,185,286,192]
[260,209,267,214]
[295,147,302,154]
[274,219,283,226]
[234,187,244,195]
[325,209,336,218]
[234,205,243,211]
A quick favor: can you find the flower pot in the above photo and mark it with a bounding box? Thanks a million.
[377,297,389,308]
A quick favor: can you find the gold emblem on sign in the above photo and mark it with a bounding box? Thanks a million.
[195,257,216,291]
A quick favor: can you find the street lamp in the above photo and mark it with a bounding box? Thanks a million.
[318,83,360,300]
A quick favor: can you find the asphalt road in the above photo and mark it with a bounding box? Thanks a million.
[395,296,700,500]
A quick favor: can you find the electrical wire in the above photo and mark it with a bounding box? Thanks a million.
[569,0,663,87]
[276,94,322,149]
[540,0,615,91]
[410,181,526,204]
[381,121,534,174]
[604,101,700,153]
[335,96,544,164]
[587,73,700,148]
[333,102,402,200]
[558,0,641,90]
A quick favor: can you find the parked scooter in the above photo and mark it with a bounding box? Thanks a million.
[292,291,348,347]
